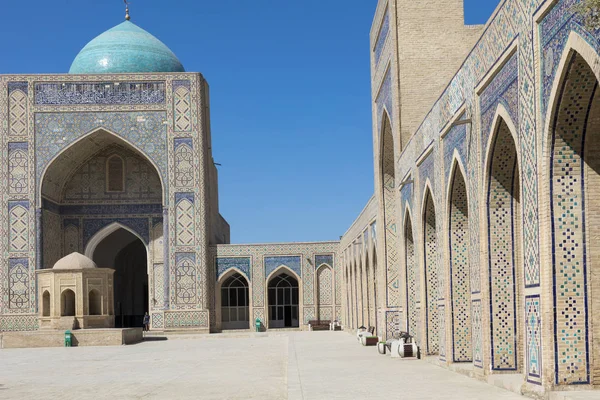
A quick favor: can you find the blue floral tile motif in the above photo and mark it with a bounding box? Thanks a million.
[265,256,302,278]
[82,217,149,247]
[63,219,79,228]
[35,111,168,188]
[8,82,28,94]
[443,124,467,182]
[35,82,166,105]
[315,255,333,268]
[216,257,251,281]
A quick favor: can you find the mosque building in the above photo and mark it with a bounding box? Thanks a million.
[1,0,600,396]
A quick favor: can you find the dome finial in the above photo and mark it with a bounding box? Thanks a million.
[124,0,131,21]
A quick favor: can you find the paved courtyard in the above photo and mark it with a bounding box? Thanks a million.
[0,331,526,399]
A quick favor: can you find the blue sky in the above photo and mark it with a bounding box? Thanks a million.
[0,0,499,244]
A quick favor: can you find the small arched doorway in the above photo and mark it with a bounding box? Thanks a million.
[91,227,148,328]
[42,290,51,317]
[220,273,249,330]
[268,272,299,328]
[61,289,76,316]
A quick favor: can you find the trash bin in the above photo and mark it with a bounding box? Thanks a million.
[255,318,261,332]
[64,330,72,347]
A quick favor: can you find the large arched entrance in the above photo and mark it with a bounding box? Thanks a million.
[91,227,148,328]
[220,272,249,330]
[549,49,600,385]
[39,129,164,329]
[268,271,299,328]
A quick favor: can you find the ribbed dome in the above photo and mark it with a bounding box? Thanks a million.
[53,253,97,270]
[69,21,185,74]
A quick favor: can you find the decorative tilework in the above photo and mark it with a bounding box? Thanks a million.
[175,193,195,246]
[63,224,79,255]
[526,295,542,385]
[315,254,333,268]
[253,308,266,325]
[216,257,251,280]
[35,112,168,187]
[8,143,28,195]
[318,306,332,321]
[439,305,446,361]
[303,259,314,305]
[34,82,166,105]
[83,218,149,247]
[317,266,333,305]
[174,138,194,188]
[265,256,302,278]
[175,253,197,305]
[8,259,29,310]
[374,8,390,65]
[0,315,38,332]
[303,307,315,324]
[375,70,393,138]
[9,85,27,136]
[423,192,439,354]
[386,310,403,340]
[487,120,519,371]
[449,168,472,362]
[164,311,207,329]
[472,300,483,368]
[153,264,165,310]
[9,201,29,253]
[550,54,596,385]
[405,217,419,340]
[174,85,192,132]
[151,312,164,329]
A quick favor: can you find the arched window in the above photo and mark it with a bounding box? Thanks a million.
[61,289,76,317]
[268,272,299,328]
[42,290,51,317]
[106,155,125,192]
[220,273,249,330]
[88,289,102,316]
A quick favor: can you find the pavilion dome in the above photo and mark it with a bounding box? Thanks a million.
[53,253,97,270]
[69,20,185,74]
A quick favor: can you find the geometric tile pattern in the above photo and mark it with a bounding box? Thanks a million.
[405,216,419,340]
[174,138,194,188]
[303,259,314,305]
[0,315,38,331]
[315,254,334,268]
[175,253,197,305]
[34,82,166,105]
[9,201,29,253]
[9,86,28,136]
[525,295,542,385]
[8,143,28,195]
[175,193,195,246]
[265,256,302,279]
[174,84,192,132]
[8,259,29,310]
[164,311,207,329]
[216,257,251,281]
[439,304,446,361]
[151,312,164,329]
[381,115,400,308]
[550,54,596,385]
[472,300,483,368]
[487,120,519,371]
[153,264,165,310]
[386,310,403,340]
[317,265,333,306]
[449,167,472,362]
[423,191,439,354]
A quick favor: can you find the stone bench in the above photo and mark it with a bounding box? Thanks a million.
[308,320,331,331]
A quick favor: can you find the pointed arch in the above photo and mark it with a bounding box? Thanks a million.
[447,158,472,362]
[486,107,522,371]
[316,264,333,321]
[545,35,600,385]
[403,205,419,340]
[218,269,250,330]
[422,185,439,354]
[267,266,300,329]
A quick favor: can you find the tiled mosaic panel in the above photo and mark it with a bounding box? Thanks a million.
[449,168,472,362]
[317,266,333,306]
[63,224,79,255]
[526,296,542,385]
[381,119,400,308]
[318,306,332,321]
[9,201,29,253]
[164,311,207,329]
[175,253,197,305]
[61,145,162,204]
[443,125,467,183]
[488,121,519,370]
[265,256,301,278]
[216,257,251,280]
[551,55,595,385]
[152,221,164,261]
[335,307,342,323]
[175,193,195,246]
[8,143,28,195]
[424,193,439,354]
[472,300,483,368]
[8,259,29,310]
[335,261,342,306]
[151,312,164,329]
[386,310,403,339]
[303,259,314,305]
[43,210,61,269]
[304,307,315,324]
[9,85,27,136]
[375,70,393,138]
[374,7,389,65]
[34,82,166,105]
[153,264,165,310]
[315,254,333,268]
[174,138,194,188]
[405,218,420,340]
[82,218,150,248]
[253,308,265,325]
[174,84,192,132]
[0,315,37,331]
[467,125,481,295]
[34,112,168,186]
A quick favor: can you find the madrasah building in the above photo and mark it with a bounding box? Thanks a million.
[0,0,599,396]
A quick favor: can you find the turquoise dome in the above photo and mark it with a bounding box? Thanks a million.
[69,21,185,74]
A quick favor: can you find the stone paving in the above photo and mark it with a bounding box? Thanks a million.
[0,331,528,399]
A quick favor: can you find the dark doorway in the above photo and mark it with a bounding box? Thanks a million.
[93,228,148,328]
[268,273,299,328]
